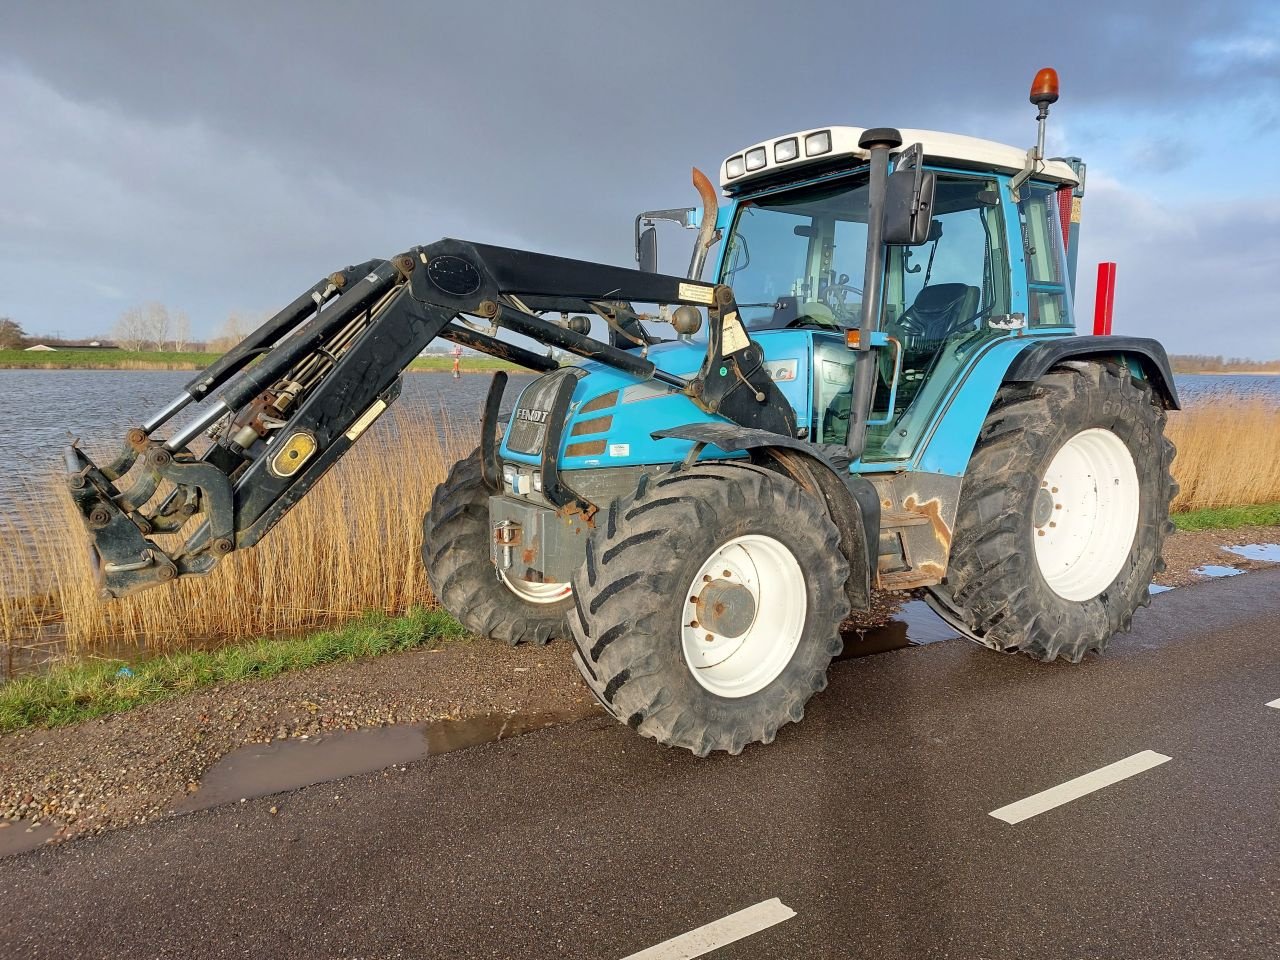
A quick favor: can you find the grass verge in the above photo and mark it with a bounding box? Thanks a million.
[1172,502,1280,532]
[0,607,466,733]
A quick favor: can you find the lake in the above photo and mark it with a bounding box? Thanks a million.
[0,368,1275,511]
[0,369,536,508]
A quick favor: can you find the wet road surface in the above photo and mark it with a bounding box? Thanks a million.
[2,569,1278,959]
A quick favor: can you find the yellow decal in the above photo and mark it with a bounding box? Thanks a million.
[268,431,318,478]
[721,310,750,354]
[1071,197,1082,223]
[678,282,715,305]
[345,398,389,441]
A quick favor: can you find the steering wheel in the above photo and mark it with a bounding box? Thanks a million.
[784,301,841,330]
[820,273,862,314]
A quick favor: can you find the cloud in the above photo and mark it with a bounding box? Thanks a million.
[0,0,1277,360]
[1075,173,1280,358]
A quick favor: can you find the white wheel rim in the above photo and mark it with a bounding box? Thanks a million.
[681,534,807,699]
[499,571,571,605]
[1033,427,1140,602]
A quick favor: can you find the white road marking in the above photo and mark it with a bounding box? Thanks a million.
[1267,698,1280,709]
[989,750,1172,825]
[619,898,796,960]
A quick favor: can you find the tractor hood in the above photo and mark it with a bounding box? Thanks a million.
[499,330,816,470]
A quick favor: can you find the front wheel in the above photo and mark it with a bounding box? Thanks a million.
[932,361,1176,663]
[422,449,573,645]
[569,463,850,756]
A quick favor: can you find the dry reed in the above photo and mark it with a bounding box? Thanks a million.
[1166,400,1280,512]
[2,401,474,655]
[1,398,1277,657]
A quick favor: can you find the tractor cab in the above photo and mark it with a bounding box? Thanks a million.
[711,126,1082,466]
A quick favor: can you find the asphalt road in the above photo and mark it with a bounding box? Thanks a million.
[2,570,1279,960]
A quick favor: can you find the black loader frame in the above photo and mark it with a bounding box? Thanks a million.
[66,242,798,598]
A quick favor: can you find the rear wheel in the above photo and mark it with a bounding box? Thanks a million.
[422,449,572,645]
[931,361,1175,662]
[569,463,850,756]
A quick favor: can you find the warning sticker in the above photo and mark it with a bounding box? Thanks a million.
[721,310,750,354]
[1071,197,1082,223]
[678,282,716,305]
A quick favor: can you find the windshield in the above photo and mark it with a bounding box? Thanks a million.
[718,177,870,331]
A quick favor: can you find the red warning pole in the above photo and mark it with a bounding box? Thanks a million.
[1093,261,1116,336]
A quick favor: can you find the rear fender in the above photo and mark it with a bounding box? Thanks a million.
[1003,335,1180,409]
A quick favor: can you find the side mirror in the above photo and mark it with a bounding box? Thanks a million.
[637,226,659,273]
[883,168,936,246]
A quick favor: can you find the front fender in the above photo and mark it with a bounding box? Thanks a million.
[653,423,877,611]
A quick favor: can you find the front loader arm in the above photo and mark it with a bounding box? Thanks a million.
[66,240,794,598]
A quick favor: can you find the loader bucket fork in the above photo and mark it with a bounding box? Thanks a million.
[66,238,796,598]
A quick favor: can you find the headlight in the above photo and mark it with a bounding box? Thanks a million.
[744,147,767,172]
[725,155,745,179]
[805,130,832,156]
[774,137,799,163]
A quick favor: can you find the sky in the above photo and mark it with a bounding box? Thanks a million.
[2,1,1278,359]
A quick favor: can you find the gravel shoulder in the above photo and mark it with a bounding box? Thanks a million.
[1,525,1276,848]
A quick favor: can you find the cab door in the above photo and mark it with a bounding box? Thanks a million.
[858,171,1014,464]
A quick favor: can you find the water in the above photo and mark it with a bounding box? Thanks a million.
[1175,373,1280,406]
[5,370,1268,514]
[175,705,600,814]
[0,819,57,858]
[1192,564,1244,578]
[1222,543,1280,563]
[839,599,959,658]
[0,369,534,509]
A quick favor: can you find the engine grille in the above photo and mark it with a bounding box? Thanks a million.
[506,371,572,455]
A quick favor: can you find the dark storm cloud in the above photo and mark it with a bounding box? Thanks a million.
[1,0,1277,357]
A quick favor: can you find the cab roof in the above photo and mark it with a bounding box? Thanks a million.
[719,126,1080,192]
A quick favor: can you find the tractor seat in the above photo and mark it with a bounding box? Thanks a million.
[899,283,980,344]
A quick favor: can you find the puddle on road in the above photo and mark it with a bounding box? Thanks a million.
[1222,543,1280,563]
[1148,583,1174,595]
[175,704,601,814]
[838,599,959,659]
[1193,564,1245,578]
[0,819,58,858]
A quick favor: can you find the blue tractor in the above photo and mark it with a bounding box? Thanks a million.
[67,70,1177,755]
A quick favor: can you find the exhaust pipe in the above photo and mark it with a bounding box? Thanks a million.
[686,167,719,281]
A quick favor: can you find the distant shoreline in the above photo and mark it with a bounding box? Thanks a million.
[1174,370,1280,376]
[0,349,525,373]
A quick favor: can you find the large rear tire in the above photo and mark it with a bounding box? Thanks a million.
[931,361,1176,663]
[422,449,572,645]
[569,463,850,756]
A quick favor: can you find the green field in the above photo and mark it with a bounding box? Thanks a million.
[1171,502,1280,531]
[406,354,524,372]
[0,349,525,372]
[0,349,218,370]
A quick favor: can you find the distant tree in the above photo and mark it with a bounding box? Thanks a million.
[208,312,250,352]
[143,302,171,351]
[0,318,27,349]
[172,310,191,352]
[113,307,149,351]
